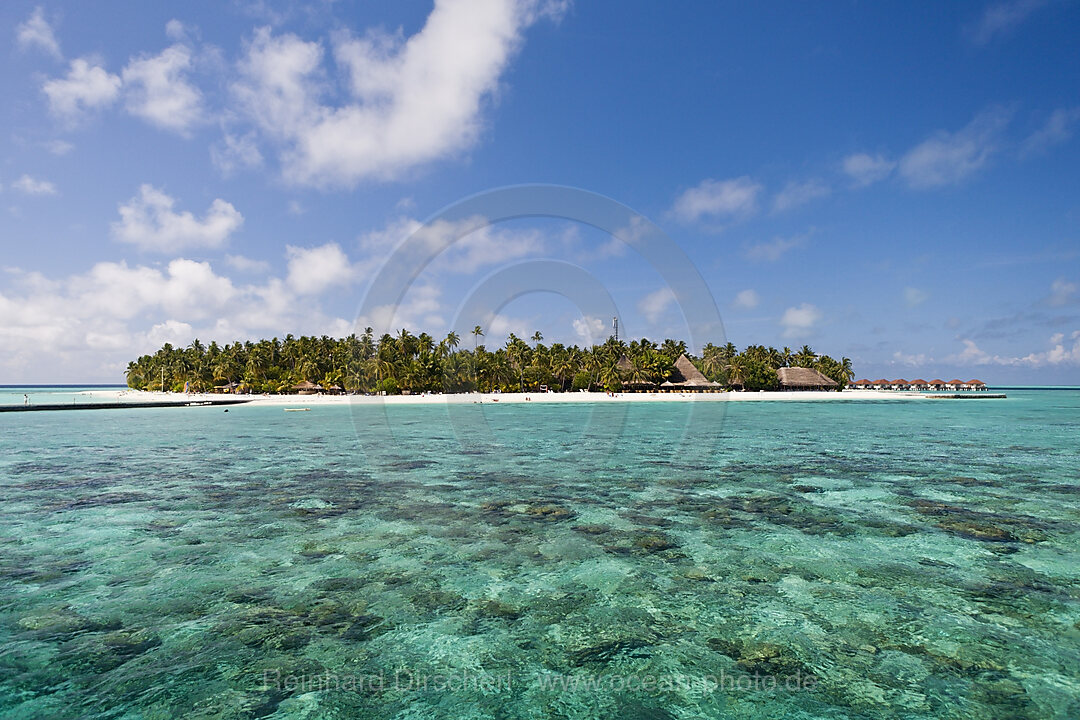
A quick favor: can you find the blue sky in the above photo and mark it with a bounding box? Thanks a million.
[1,0,1078,383]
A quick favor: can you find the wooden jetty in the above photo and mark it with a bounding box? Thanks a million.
[0,398,252,413]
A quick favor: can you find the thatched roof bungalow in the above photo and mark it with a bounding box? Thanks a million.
[777,367,839,391]
[928,379,946,390]
[851,379,873,389]
[616,354,655,390]
[909,379,928,390]
[965,379,987,391]
[660,354,720,391]
[292,380,323,395]
[890,378,910,390]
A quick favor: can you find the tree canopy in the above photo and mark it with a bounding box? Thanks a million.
[125,330,854,394]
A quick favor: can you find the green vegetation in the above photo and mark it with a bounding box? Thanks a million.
[124,331,854,394]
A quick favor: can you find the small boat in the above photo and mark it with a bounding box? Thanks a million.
[284,408,311,412]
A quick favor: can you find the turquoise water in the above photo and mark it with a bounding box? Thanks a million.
[0,387,127,407]
[1,391,1078,719]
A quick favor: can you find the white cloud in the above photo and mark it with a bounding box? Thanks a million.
[1048,277,1076,306]
[112,185,244,252]
[966,0,1047,45]
[572,315,607,343]
[744,235,805,262]
[904,286,929,307]
[233,0,559,187]
[898,108,1011,188]
[211,132,264,174]
[780,303,822,338]
[842,153,896,187]
[358,214,545,275]
[672,176,762,223]
[225,254,271,274]
[44,139,74,156]
[122,44,204,135]
[165,19,194,43]
[0,255,357,381]
[638,287,675,323]
[285,243,357,295]
[12,175,58,196]
[772,179,829,212]
[944,333,1080,368]
[733,289,759,309]
[361,283,444,333]
[16,7,61,59]
[43,59,122,120]
[1022,107,1080,156]
[892,350,930,366]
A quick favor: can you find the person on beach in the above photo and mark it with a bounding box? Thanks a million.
[24,394,29,406]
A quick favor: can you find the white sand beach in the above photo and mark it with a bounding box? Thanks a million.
[100,388,930,406]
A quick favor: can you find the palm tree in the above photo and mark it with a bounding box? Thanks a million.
[531,331,543,346]
[472,325,484,350]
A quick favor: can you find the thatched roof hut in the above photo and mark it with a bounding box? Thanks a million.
[292,380,323,395]
[777,367,839,391]
[663,354,720,391]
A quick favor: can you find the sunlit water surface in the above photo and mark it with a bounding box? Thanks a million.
[1,390,1078,719]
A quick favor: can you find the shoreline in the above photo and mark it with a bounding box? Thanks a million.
[79,388,937,406]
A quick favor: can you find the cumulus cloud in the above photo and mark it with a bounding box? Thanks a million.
[1022,107,1080,156]
[672,176,762,223]
[904,287,929,307]
[211,132,265,174]
[285,243,358,295]
[842,153,896,187]
[0,256,356,381]
[121,44,205,135]
[638,287,676,324]
[572,315,607,343]
[12,175,58,196]
[898,108,1011,188]
[966,0,1048,45]
[772,179,829,212]
[733,289,760,309]
[232,0,561,187]
[944,333,1080,367]
[744,235,805,262]
[358,214,545,275]
[112,185,244,252]
[43,59,122,120]
[780,303,822,338]
[44,139,74,156]
[225,254,271,274]
[1048,278,1076,306]
[892,350,930,366]
[16,7,61,59]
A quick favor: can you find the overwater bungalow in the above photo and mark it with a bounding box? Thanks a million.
[872,378,891,390]
[660,354,721,392]
[851,379,874,389]
[965,379,988,391]
[945,379,965,391]
[909,379,929,391]
[928,379,946,391]
[777,367,839,391]
[890,379,910,390]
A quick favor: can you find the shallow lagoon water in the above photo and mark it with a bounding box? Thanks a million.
[1,391,1078,718]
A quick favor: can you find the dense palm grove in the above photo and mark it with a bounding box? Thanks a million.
[125,327,854,394]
